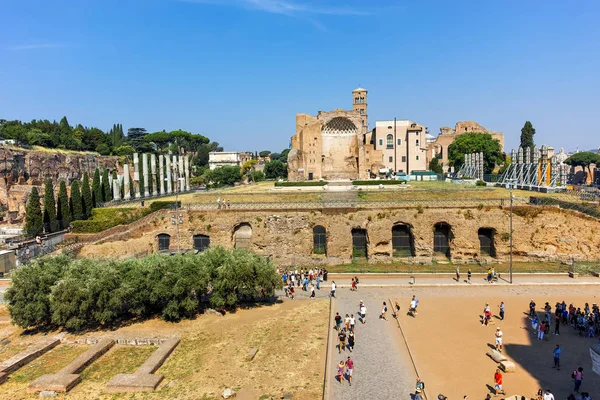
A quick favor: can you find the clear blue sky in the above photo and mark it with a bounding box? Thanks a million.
[1,0,599,153]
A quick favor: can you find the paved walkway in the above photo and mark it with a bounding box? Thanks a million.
[326,288,416,400]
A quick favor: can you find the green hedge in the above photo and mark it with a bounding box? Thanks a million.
[71,207,152,233]
[150,201,181,212]
[274,181,328,187]
[5,248,281,331]
[352,180,407,185]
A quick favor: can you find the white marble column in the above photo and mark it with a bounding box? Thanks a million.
[159,155,165,194]
[123,165,131,200]
[133,153,141,199]
[184,155,190,191]
[150,154,158,196]
[113,176,121,201]
[178,155,184,192]
[166,155,173,194]
[142,153,149,197]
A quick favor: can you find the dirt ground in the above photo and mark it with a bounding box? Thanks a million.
[0,299,329,400]
[394,285,600,400]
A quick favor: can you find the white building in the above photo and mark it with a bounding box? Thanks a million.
[371,120,428,174]
[208,152,253,170]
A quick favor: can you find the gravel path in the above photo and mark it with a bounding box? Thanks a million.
[328,287,417,400]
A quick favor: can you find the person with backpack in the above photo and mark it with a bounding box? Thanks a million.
[338,328,347,354]
[572,367,583,392]
[334,312,342,330]
[529,299,537,317]
[415,377,425,393]
[380,302,388,320]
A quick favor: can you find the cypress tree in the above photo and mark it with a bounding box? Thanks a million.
[57,181,71,230]
[129,172,134,198]
[92,168,101,207]
[120,175,124,199]
[70,180,84,220]
[24,187,43,237]
[102,168,111,201]
[520,121,536,151]
[139,161,145,197]
[42,179,57,233]
[81,172,93,218]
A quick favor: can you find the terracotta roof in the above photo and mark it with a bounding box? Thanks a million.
[352,87,367,92]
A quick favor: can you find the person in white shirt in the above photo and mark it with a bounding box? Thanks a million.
[360,305,367,324]
[543,389,554,400]
[330,281,336,298]
[349,314,356,331]
[495,327,504,352]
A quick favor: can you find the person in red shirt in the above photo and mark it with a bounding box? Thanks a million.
[494,369,506,395]
[345,356,354,386]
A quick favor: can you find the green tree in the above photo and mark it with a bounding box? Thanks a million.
[42,179,57,233]
[95,143,111,155]
[146,158,153,195]
[5,255,71,329]
[447,133,503,174]
[57,181,71,230]
[259,150,271,158]
[564,152,600,181]
[92,168,102,208]
[209,166,241,187]
[81,172,93,218]
[102,169,111,202]
[114,145,135,156]
[24,187,43,237]
[70,180,84,220]
[429,158,443,174]
[520,121,536,151]
[264,160,288,179]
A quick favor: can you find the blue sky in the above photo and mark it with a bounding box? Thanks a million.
[1,0,599,153]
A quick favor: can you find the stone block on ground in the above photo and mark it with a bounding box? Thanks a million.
[0,338,60,377]
[104,338,180,393]
[246,348,258,361]
[27,374,80,393]
[486,349,507,363]
[28,339,114,393]
[105,373,164,393]
[39,390,58,398]
[0,372,6,385]
[500,360,516,372]
[222,388,236,398]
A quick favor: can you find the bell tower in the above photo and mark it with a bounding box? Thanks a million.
[352,87,368,132]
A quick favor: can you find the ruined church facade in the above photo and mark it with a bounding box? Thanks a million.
[287,88,382,181]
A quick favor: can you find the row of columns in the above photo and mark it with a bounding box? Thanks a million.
[111,153,191,201]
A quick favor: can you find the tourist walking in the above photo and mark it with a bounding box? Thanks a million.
[310,285,315,299]
[482,303,492,326]
[415,377,425,393]
[337,361,345,384]
[552,345,561,370]
[380,302,388,320]
[347,330,355,351]
[350,314,356,331]
[537,321,546,340]
[345,356,354,386]
[543,389,554,400]
[334,312,342,330]
[338,329,347,353]
[344,314,350,331]
[360,302,367,324]
[409,296,417,317]
[499,302,505,321]
[467,268,472,284]
[535,389,543,400]
[572,367,583,392]
[330,281,336,298]
[529,299,537,317]
[351,277,356,291]
[494,368,506,396]
[495,327,503,352]
[456,266,460,282]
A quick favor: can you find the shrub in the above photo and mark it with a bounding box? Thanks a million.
[7,248,281,331]
[150,201,181,213]
[70,207,152,233]
[274,181,328,187]
[352,180,407,185]
[476,180,487,187]
[5,255,72,329]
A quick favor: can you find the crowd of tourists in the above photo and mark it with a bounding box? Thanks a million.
[333,298,366,386]
[277,267,329,299]
[529,299,600,339]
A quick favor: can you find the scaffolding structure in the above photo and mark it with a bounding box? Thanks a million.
[498,145,568,190]
[455,152,484,181]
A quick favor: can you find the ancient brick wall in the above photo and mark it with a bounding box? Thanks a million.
[78,206,600,266]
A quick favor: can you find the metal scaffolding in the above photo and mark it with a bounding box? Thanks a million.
[498,145,568,190]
